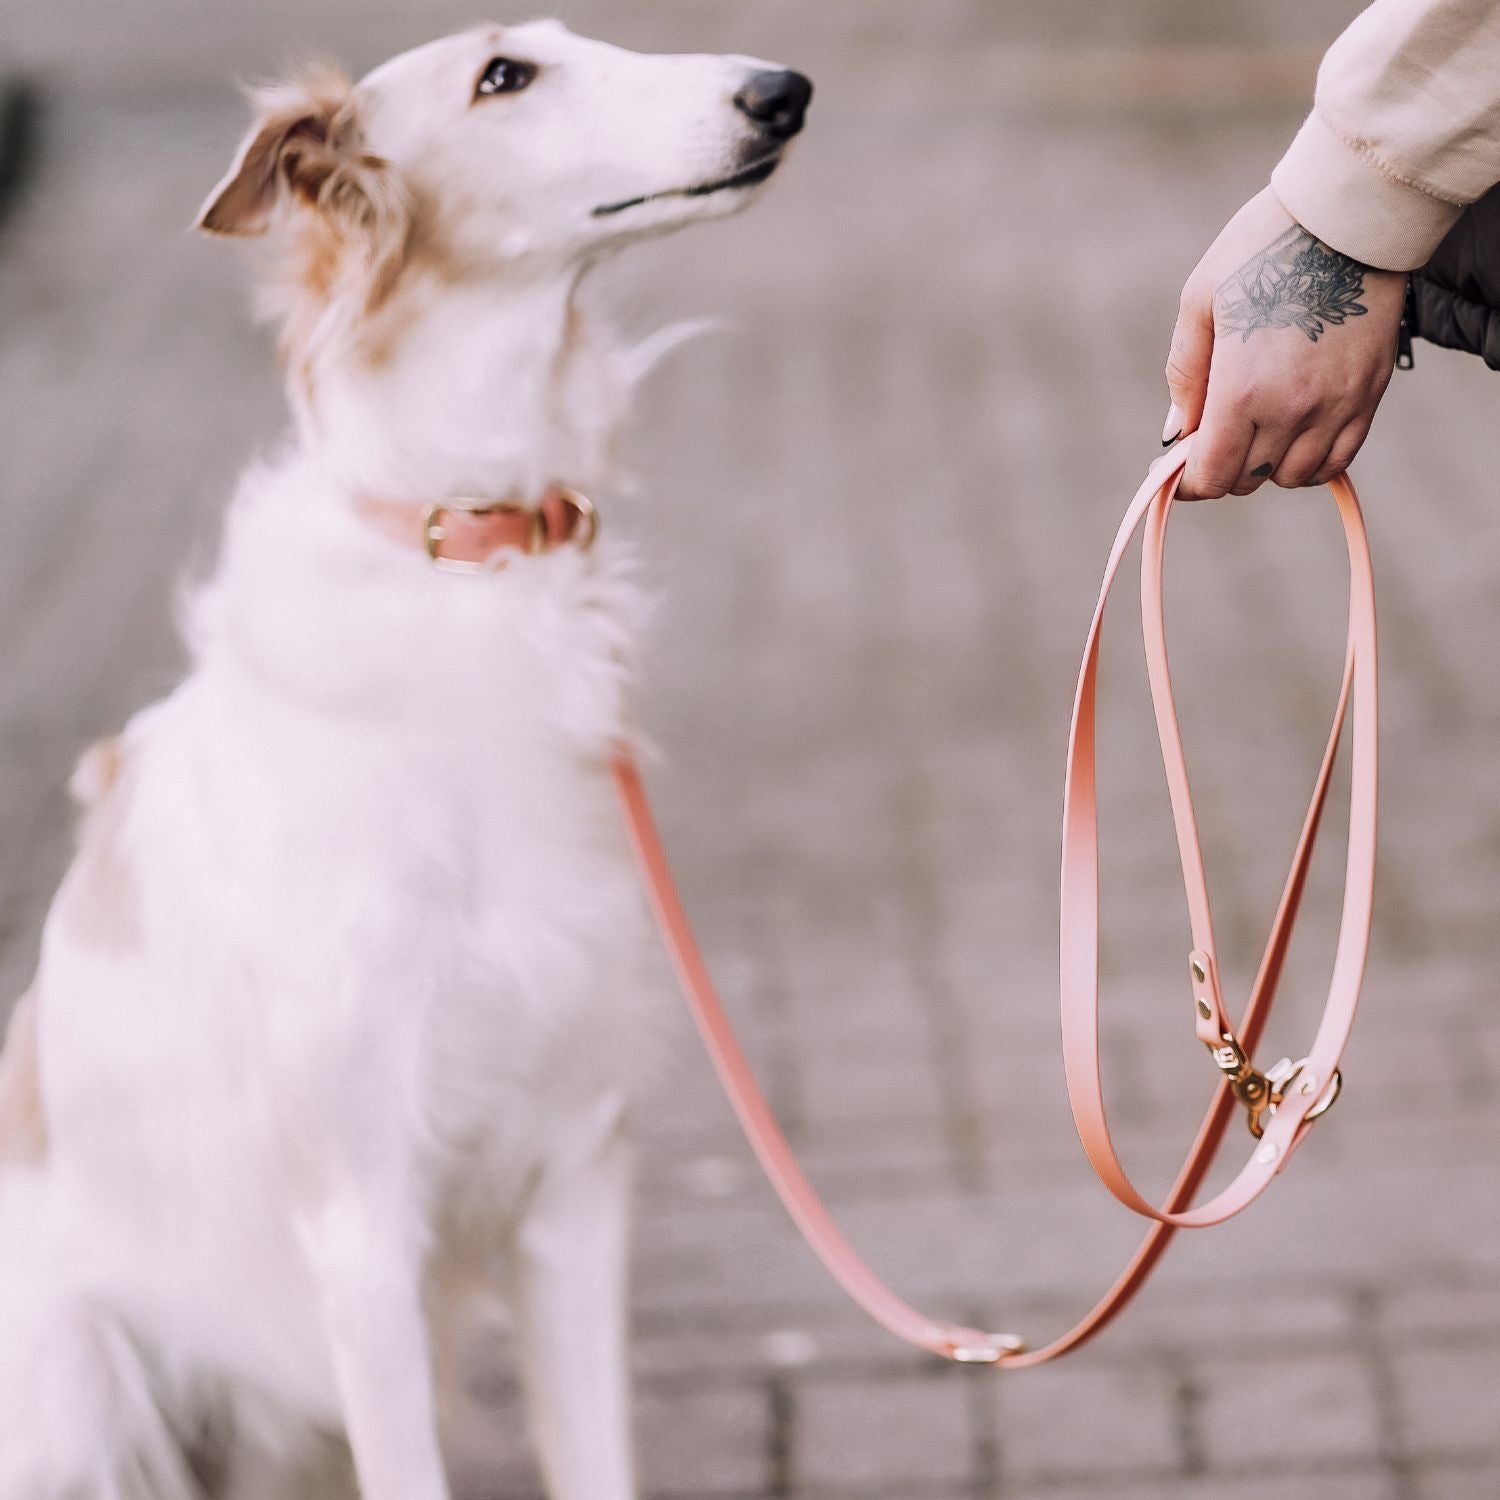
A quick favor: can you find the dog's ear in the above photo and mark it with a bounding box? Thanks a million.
[194,65,368,238]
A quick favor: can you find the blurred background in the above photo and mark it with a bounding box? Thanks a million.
[3,2,1498,1497]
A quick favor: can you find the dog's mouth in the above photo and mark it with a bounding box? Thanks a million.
[591,152,783,218]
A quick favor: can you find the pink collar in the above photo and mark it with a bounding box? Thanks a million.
[354,484,599,574]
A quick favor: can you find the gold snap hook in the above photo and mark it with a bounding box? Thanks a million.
[1204,1032,1344,1139]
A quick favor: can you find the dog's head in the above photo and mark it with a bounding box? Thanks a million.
[195,20,812,282]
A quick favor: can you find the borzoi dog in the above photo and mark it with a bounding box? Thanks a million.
[0,20,810,1499]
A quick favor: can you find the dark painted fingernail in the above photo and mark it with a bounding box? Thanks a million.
[1161,432,1182,448]
[1251,462,1273,478]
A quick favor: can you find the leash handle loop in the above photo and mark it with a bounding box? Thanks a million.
[1061,439,1377,1225]
[613,435,1378,1365]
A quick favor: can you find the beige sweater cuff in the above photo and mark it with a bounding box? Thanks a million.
[1271,110,1465,271]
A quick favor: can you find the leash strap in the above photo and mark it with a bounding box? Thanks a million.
[612,437,1377,1365]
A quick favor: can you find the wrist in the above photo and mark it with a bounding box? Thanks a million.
[1271,112,1465,273]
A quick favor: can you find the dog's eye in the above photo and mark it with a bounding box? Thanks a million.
[475,57,538,99]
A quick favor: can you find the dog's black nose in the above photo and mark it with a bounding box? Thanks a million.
[734,70,813,141]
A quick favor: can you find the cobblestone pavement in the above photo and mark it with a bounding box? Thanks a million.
[4,3,1499,1497]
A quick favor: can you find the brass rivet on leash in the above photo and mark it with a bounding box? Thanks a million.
[1190,957,1207,984]
[1196,997,1212,1020]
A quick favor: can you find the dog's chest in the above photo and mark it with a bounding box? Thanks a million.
[359,725,661,1260]
[413,749,662,1145]
[157,533,666,1170]
[250,552,657,1047]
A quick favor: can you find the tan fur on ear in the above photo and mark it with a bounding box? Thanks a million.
[0,991,47,1167]
[195,64,363,238]
[196,64,414,388]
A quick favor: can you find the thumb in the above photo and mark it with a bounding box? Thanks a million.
[1163,286,1215,442]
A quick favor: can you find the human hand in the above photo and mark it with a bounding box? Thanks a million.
[1165,186,1406,500]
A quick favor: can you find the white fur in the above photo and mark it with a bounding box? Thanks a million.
[0,20,802,1500]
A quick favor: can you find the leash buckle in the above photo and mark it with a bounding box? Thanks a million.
[1206,1034,1342,1139]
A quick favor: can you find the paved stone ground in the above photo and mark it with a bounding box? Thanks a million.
[3,3,1499,1497]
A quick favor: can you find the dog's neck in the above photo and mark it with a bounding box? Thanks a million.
[292,266,627,508]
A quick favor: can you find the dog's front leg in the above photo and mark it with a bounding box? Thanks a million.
[301,1195,452,1500]
[513,1091,637,1500]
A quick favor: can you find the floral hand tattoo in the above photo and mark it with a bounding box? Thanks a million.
[1216,225,1370,343]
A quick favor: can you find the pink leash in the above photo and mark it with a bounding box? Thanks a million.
[613,438,1378,1365]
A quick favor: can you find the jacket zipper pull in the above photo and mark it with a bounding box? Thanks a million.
[1396,279,1417,370]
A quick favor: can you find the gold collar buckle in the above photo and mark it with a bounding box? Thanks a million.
[555,485,600,551]
[421,498,546,574]
[419,487,602,575]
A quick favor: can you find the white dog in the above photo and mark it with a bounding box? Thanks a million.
[0,20,810,1500]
